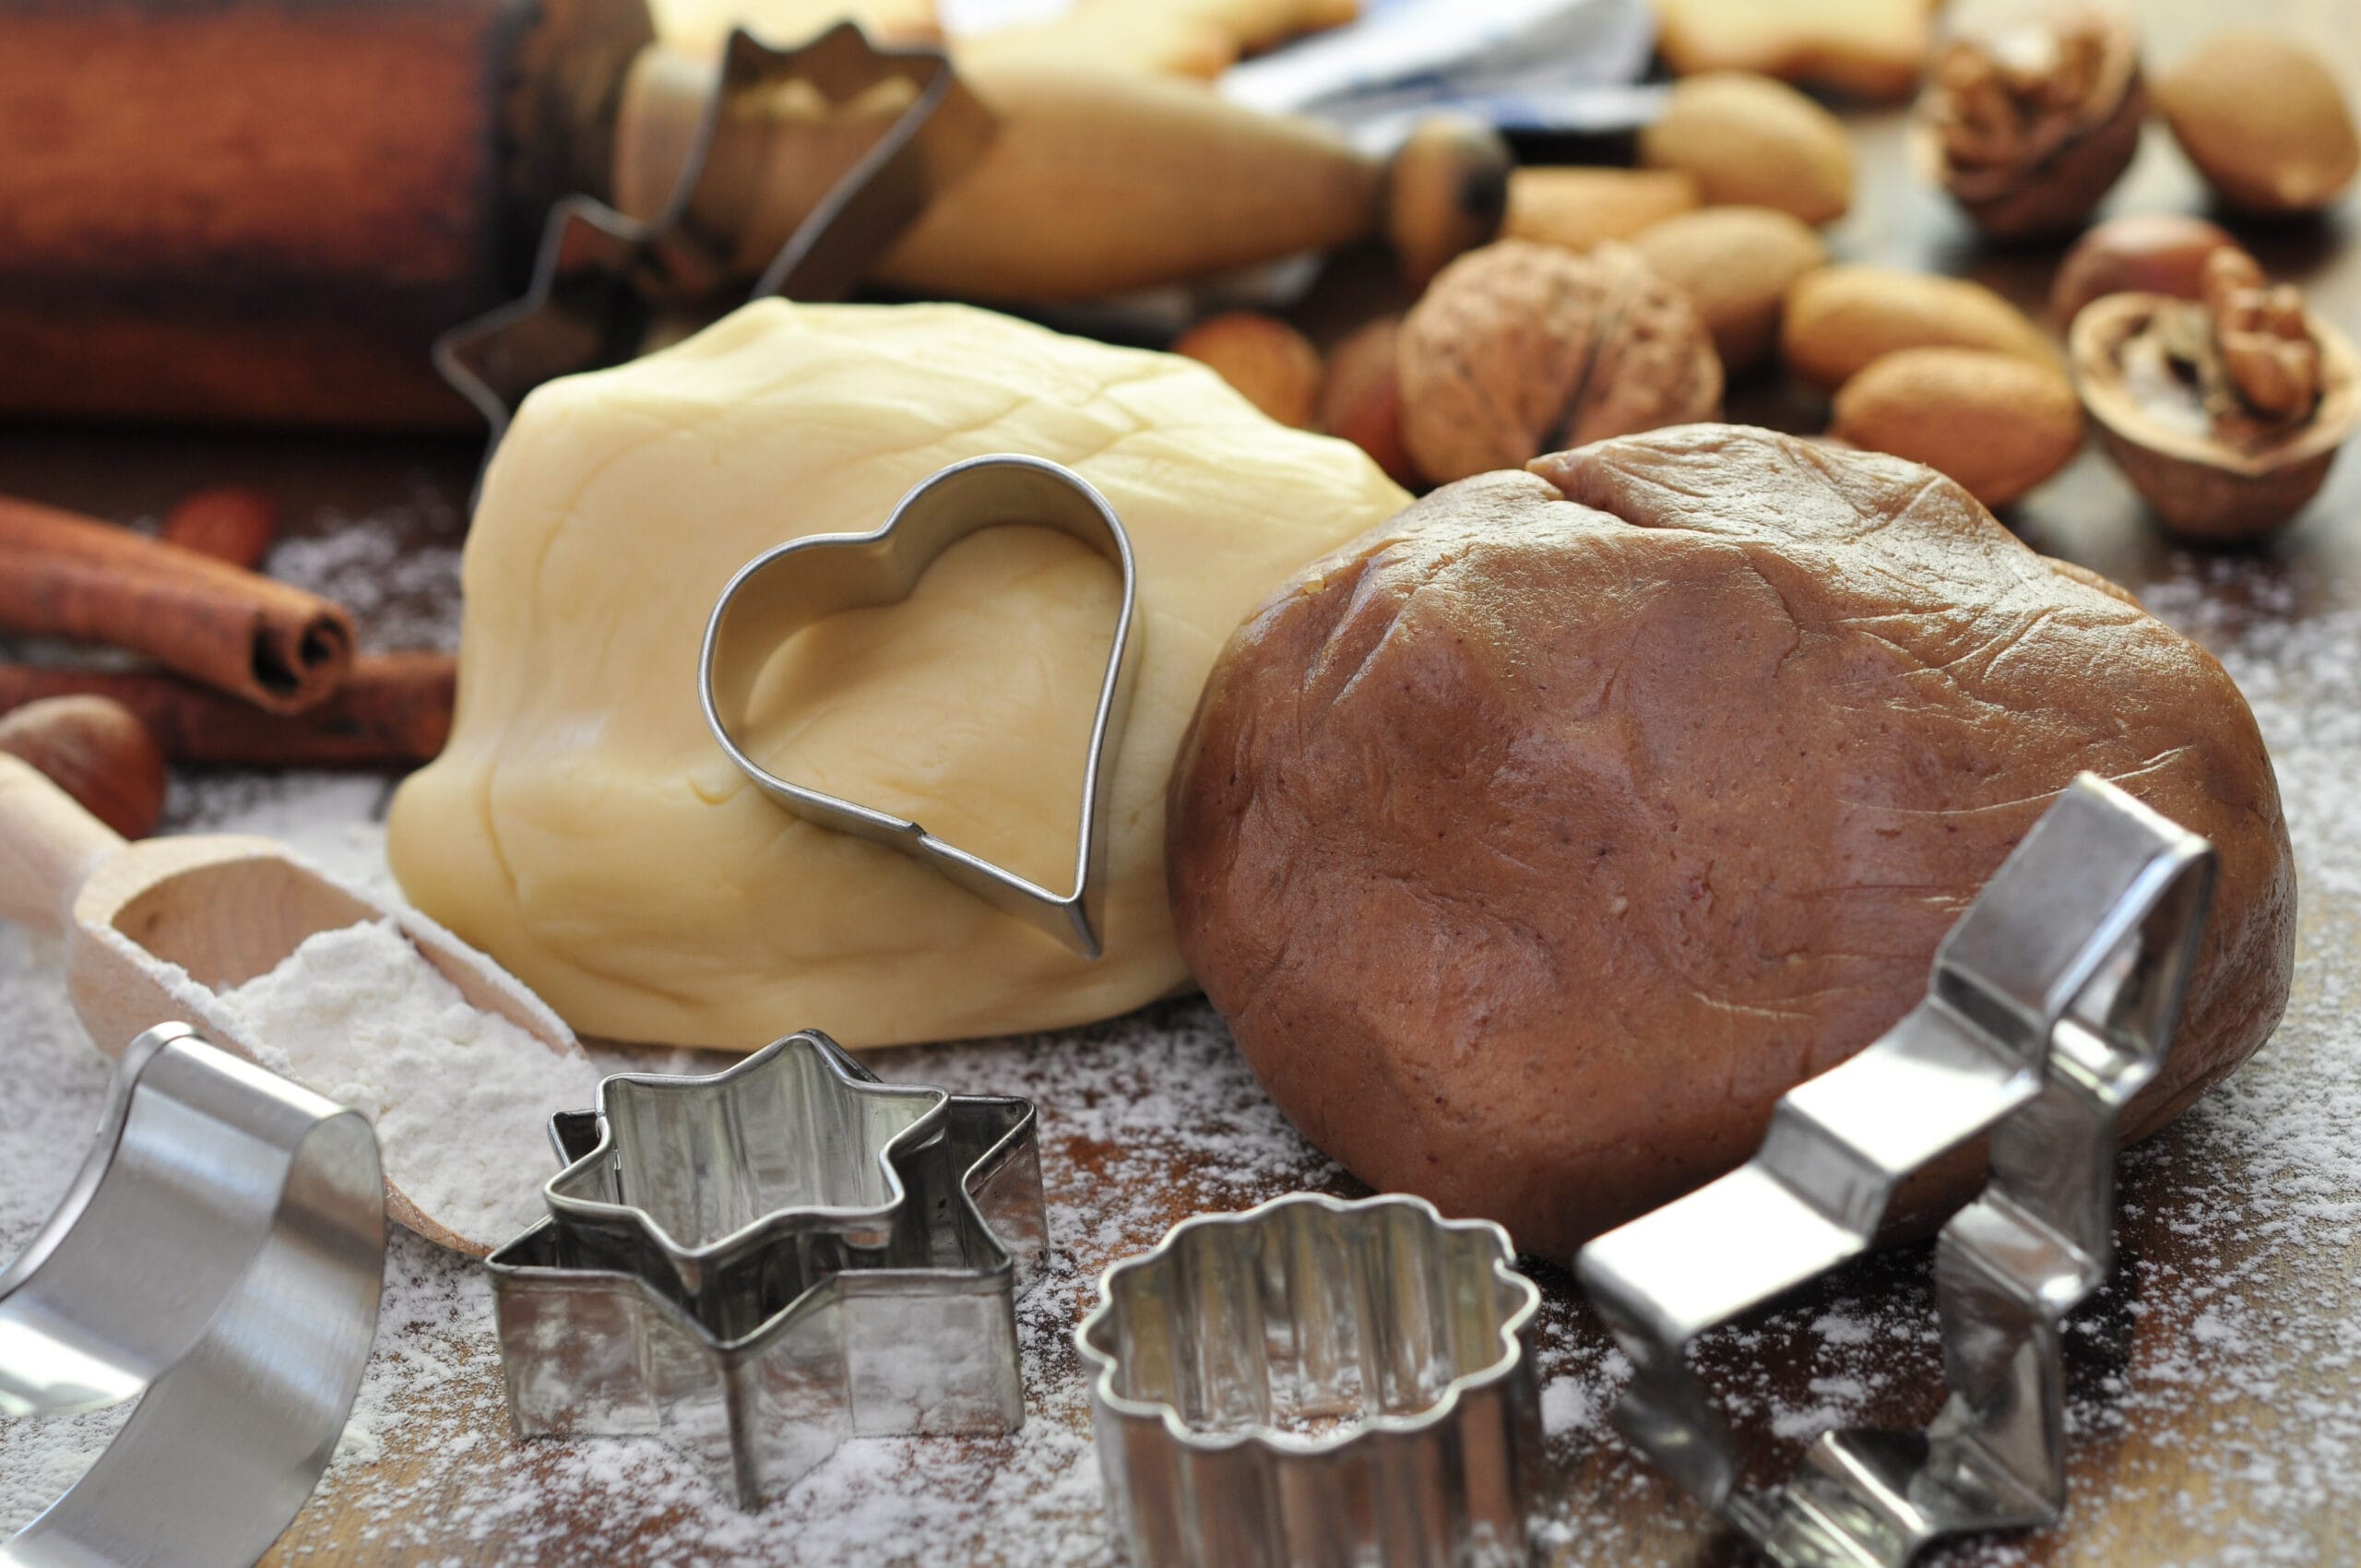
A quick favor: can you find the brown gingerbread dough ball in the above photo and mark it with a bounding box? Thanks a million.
[1167,424,2295,1263]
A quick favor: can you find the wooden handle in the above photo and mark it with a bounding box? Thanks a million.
[0,753,125,935]
[867,62,1386,302]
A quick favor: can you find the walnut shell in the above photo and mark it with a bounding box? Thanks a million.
[1397,240,1723,484]
[2072,291,2360,540]
[2157,30,2360,214]
[1915,10,2147,238]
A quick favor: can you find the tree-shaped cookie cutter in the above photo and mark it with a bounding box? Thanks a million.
[485,1029,1049,1508]
[1578,773,2216,1567]
[435,22,994,445]
[1077,1192,1545,1568]
[699,453,1140,959]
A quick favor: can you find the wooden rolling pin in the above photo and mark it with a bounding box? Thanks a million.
[0,0,1506,430]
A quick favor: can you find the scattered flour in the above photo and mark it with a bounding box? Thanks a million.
[211,918,605,1248]
[3,519,2360,1563]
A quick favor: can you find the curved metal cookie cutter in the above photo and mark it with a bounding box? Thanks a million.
[436,22,994,445]
[1078,1192,1544,1568]
[700,454,1141,958]
[1578,773,2216,1568]
[2,1023,385,1568]
[485,1029,1048,1509]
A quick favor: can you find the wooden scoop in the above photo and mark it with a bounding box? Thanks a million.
[0,752,590,1256]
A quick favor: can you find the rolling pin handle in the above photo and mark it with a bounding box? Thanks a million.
[0,754,127,936]
[1384,114,1514,290]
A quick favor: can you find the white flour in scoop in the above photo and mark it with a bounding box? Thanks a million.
[212,918,603,1248]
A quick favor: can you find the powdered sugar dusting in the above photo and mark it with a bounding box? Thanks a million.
[2,551,2358,1563]
[262,485,466,654]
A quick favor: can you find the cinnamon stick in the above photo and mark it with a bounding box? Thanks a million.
[0,654,454,768]
[160,486,279,572]
[0,493,352,713]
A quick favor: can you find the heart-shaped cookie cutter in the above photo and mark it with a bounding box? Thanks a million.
[699,453,1139,958]
[1577,774,2216,1568]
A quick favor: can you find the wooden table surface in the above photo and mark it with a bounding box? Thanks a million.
[1,0,2357,1562]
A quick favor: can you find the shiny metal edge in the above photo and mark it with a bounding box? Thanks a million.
[541,1029,948,1289]
[1076,1191,1540,1451]
[1575,772,2218,1568]
[434,20,994,448]
[0,1024,385,1568]
[697,453,1142,959]
[1075,1191,1545,1568]
[486,1046,1046,1510]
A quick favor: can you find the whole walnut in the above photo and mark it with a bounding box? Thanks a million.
[1397,240,1723,484]
[1917,9,2146,238]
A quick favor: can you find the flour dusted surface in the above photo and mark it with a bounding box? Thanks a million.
[213,918,602,1249]
[2,520,2359,1563]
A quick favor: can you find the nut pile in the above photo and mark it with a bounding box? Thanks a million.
[1163,22,2355,540]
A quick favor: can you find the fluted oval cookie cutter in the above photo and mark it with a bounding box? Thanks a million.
[1078,1192,1544,1568]
[1577,773,2217,1568]
[699,453,1140,959]
[1,1022,385,1568]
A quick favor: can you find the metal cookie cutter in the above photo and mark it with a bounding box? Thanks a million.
[437,23,994,445]
[1578,774,2216,1568]
[2,1023,384,1568]
[700,454,1141,959]
[1078,1193,1544,1568]
[485,1029,1048,1509]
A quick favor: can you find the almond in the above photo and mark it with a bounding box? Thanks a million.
[2051,214,2242,327]
[1783,265,2057,392]
[160,485,279,570]
[1317,317,1417,487]
[1639,72,1855,224]
[1830,347,2083,508]
[0,695,168,839]
[1502,167,1701,253]
[1630,206,1828,373]
[1172,312,1322,429]
[2157,30,2359,214]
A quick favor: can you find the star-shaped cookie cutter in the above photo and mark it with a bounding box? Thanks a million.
[1578,773,2216,1568]
[485,1029,1048,1508]
[698,453,1141,959]
[540,1026,943,1321]
[434,22,993,445]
